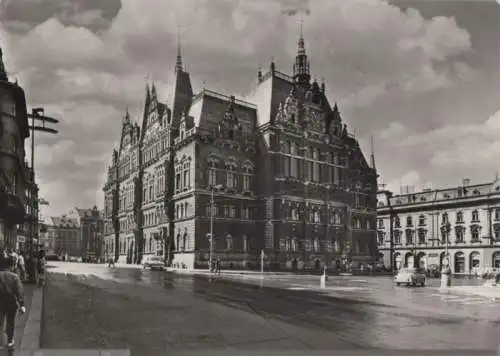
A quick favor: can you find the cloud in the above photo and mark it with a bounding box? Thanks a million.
[385,171,423,194]
[0,0,479,216]
[390,110,500,188]
[374,122,408,140]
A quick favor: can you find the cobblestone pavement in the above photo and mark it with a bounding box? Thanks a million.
[43,262,500,353]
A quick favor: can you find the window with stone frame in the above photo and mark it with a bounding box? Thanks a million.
[175,164,181,192]
[455,226,465,243]
[394,216,401,228]
[226,235,233,250]
[471,210,479,222]
[243,235,249,252]
[377,231,384,245]
[441,213,448,225]
[394,230,402,244]
[406,216,413,227]
[242,165,253,191]
[291,238,298,252]
[418,229,426,244]
[495,209,500,220]
[241,207,250,220]
[456,211,464,223]
[418,215,425,226]
[405,230,413,245]
[313,238,320,253]
[226,162,237,188]
[182,160,191,190]
[313,210,321,223]
[471,226,480,241]
[229,206,236,218]
[291,207,299,221]
[208,160,217,186]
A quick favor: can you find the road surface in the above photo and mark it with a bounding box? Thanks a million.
[41,262,500,354]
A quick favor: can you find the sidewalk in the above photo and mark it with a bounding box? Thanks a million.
[16,283,37,347]
[449,284,500,299]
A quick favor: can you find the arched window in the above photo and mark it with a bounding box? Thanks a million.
[226,234,233,250]
[243,235,249,252]
[226,162,236,188]
[208,160,217,186]
[176,233,180,251]
[454,252,465,273]
[182,232,187,251]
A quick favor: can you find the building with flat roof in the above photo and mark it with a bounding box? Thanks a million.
[377,178,500,275]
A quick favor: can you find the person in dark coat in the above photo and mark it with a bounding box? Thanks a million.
[0,251,25,349]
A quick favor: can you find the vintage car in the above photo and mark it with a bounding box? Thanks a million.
[394,268,426,287]
[142,256,165,271]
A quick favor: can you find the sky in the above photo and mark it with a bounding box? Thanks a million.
[0,0,499,217]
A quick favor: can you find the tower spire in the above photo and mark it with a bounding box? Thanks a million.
[175,25,183,72]
[370,135,376,170]
[293,16,310,86]
[0,45,7,82]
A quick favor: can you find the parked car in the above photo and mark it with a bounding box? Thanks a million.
[394,268,426,287]
[142,256,165,271]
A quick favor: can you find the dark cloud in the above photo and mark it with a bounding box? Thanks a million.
[0,0,497,215]
[1,0,121,33]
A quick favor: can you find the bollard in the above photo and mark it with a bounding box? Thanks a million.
[320,267,327,289]
[320,273,326,289]
[440,266,452,289]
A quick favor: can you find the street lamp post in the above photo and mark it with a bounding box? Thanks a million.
[27,108,58,258]
[209,184,223,273]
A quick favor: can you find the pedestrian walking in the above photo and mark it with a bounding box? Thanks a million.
[107,256,115,268]
[0,252,26,349]
[37,255,46,288]
[216,258,221,274]
[16,254,25,282]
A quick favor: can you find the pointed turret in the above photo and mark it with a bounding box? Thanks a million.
[370,136,376,171]
[123,106,130,125]
[171,32,193,122]
[151,82,157,99]
[292,20,310,86]
[0,46,8,82]
[175,28,183,73]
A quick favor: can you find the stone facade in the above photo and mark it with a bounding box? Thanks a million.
[377,180,500,275]
[0,45,30,250]
[103,33,378,270]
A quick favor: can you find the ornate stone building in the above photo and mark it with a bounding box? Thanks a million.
[377,179,500,275]
[103,33,378,270]
[0,45,30,249]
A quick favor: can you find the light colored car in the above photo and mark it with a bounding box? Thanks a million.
[394,268,426,287]
[142,256,165,271]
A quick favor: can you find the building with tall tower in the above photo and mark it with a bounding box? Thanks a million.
[102,30,378,270]
[0,45,31,249]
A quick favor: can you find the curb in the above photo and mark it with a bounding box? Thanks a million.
[20,286,44,349]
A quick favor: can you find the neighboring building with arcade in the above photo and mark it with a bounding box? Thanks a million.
[377,178,500,275]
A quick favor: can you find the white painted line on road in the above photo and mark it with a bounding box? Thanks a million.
[452,297,485,304]
[349,279,368,283]
[431,294,461,299]
[288,287,307,290]
[460,300,491,305]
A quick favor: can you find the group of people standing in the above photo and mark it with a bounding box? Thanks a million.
[4,249,46,286]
